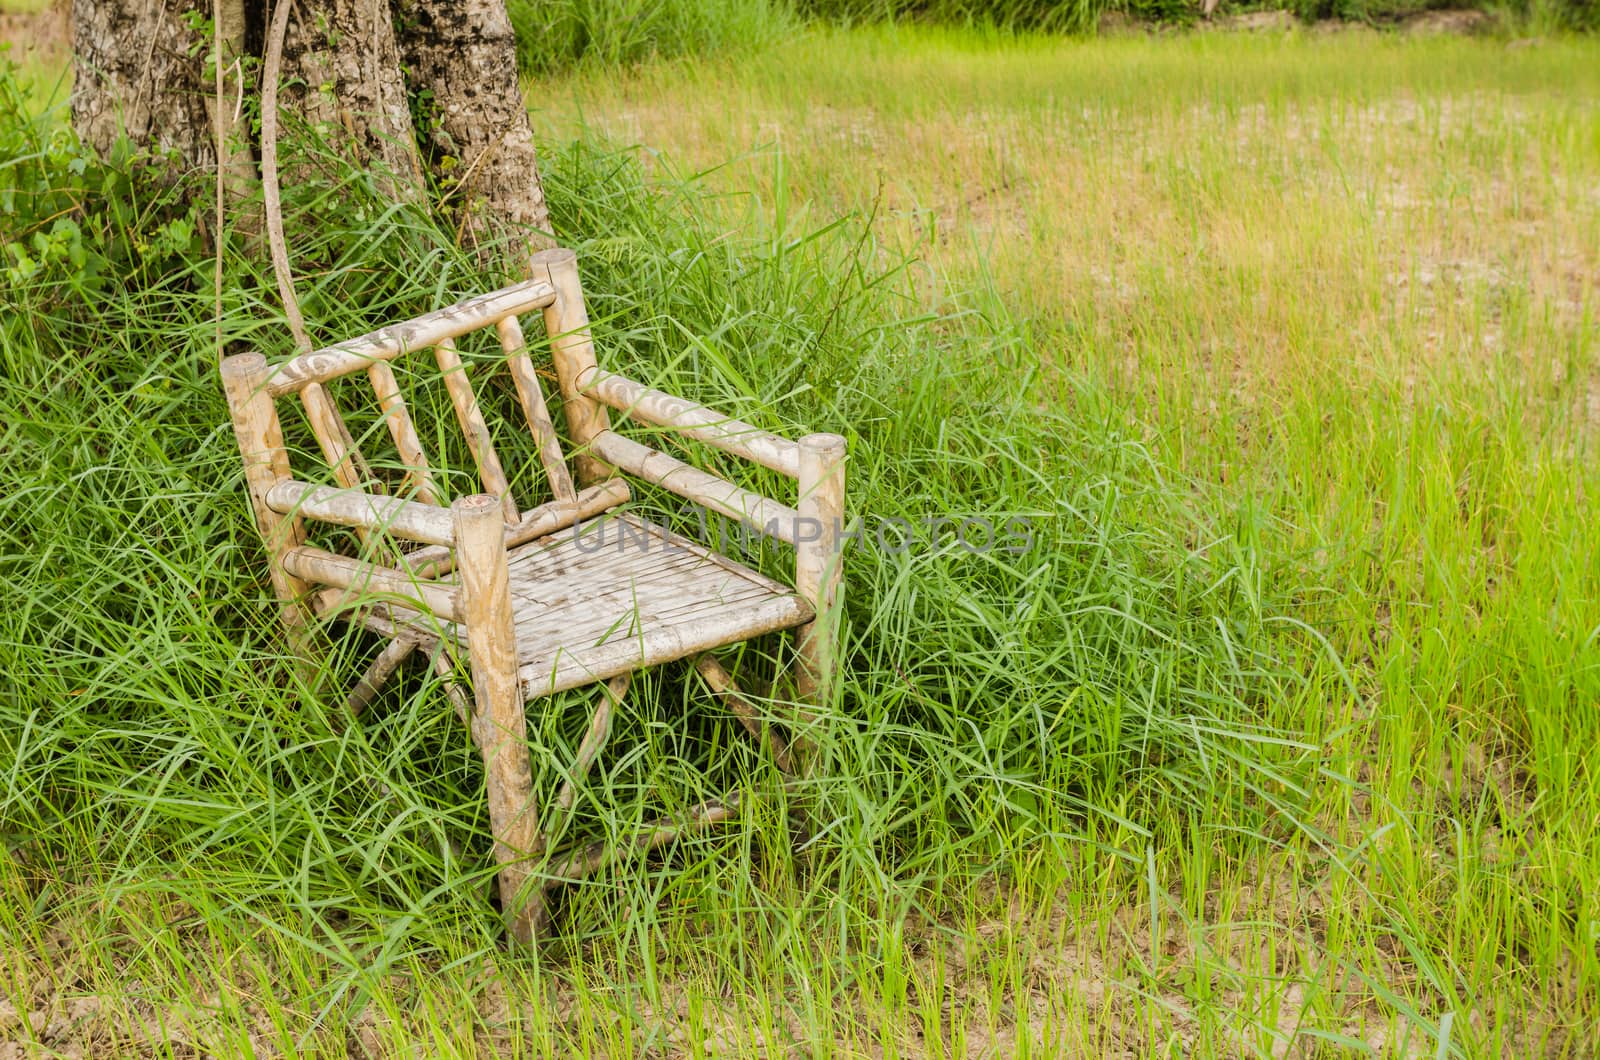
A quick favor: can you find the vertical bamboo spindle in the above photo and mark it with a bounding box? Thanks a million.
[434,337,520,524]
[793,432,847,771]
[533,248,614,488]
[453,494,540,944]
[496,313,577,504]
[221,353,311,644]
[367,361,440,506]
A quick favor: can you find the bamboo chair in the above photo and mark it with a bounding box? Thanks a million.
[221,248,845,943]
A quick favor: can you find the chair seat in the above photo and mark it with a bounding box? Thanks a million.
[370,514,813,698]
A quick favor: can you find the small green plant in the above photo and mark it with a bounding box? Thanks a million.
[1,59,104,294]
[0,60,205,304]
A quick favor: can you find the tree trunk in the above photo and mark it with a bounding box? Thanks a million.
[70,0,549,247]
[71,0,216,169]
[278,0,421,194]
[213,0,256,206]
[396,0,551,243]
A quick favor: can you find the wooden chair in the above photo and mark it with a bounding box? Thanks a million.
[220,248,845,943]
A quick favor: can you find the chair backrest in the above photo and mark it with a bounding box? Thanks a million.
[261,276,579,539]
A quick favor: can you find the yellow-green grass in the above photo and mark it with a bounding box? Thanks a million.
[2,26,1597,1058]
[0,0,69,114]
[540,26,1600,1052]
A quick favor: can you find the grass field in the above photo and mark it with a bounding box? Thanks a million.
[534,30,1600,1053]
[3,23,1599,1059]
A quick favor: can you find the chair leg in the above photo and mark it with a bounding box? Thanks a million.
[695,654,793,775]
[429,641,475,732]
[545,673,630,842]
[523,649,825,932]
[346,637,418,716]
[454,495,541,946]
[520,672,631,938]
[793,433,847,775]
[220,353,312,650]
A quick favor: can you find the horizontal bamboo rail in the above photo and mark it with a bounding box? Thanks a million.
[404,480,632,578]
[266,478,631,555]
[266,480,457,545]
[505,479,630,545]
[543,792,743,884]
[576,367,802,477]
[588,430,802,545]
[265,279,558,396]
[282,545,462,621]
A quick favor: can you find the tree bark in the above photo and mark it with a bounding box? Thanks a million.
[212,0,255,205]
[70,0,550,247]
[71,0,216,169]
[278,0,421,194]
[395,0,551,244]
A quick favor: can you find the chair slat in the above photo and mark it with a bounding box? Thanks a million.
[265,279,557,397]
[434,337,520,524]
[367,361,441,506]
[300,380,381,550]
[496,315,577,504]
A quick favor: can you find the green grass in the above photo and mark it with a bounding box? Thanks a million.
[795,0,1589,32]
[526,26,1600,1054]
[505,0,794,76]
[4,23,1600,1059]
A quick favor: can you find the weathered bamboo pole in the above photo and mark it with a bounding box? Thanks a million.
[298,380,385,556]
[220,353,311,642]
[497,314,577,503]
[792,433,847,771]
[280,545,461,621]
[695,654,794,774]
[544,794,743,884]
[576,366,802,477]
[265,280,556,396]
[453,494,540,945]
[402,480,629,579]
[545,673,631,844]
[367,361,440,506]
[346,638,418,716]
[430,642,474,730]
[589,430,801,545]
[534,248,614,487]
[265,480,457,546]
[434,337,519,524]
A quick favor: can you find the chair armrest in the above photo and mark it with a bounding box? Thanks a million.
[576,366,803,477]
[264,480,456,546]
[588,430,804,545]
